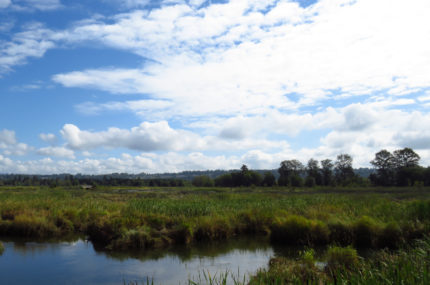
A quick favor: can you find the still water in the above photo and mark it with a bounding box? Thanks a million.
[0,237,275,285]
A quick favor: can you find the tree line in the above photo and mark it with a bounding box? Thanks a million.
[194,147,430,187]
[0,147,429,188]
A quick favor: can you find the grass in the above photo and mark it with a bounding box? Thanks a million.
[249,237,430,284]
[1,186,430,284]
[0,186,429,251]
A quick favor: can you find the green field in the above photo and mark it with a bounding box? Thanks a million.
[1,186,430,283]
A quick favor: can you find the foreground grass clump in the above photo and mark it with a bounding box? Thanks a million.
[271,215,330,246]
[0,186,430,250]
[249,238,430,285]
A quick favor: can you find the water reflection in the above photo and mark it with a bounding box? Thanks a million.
[0,237,274,285]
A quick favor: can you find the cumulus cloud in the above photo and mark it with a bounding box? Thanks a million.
[60,121,205,151]
[59,120,289,153]
[39,133,57,144]
[0,129,17,146]
[0,149,281,174]
[37,146,75,159]
[0,129,30,156]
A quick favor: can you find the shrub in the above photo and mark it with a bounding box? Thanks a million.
[271,215,312,245]
[377,222,403,248]
[271,215,329,245]
[110,226,154,250]
[301,248,316,268]
[194,216,232,241]
[353,216,380,248]
[326,246,359,273]
[309,220,330,245]
[328,221,354,246]
[0,215,58,238]
[169,222,193,244]
[408,200,430,221]
[0,241,4,255]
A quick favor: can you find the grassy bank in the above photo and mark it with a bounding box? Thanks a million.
[0,186,429,251]
[249,237,430,284]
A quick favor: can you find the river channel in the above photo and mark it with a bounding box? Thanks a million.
[0,237,282,285]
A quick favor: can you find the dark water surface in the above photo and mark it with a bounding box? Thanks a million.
[0,237,274,285]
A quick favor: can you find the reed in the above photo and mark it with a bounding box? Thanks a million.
[0,186,429,251]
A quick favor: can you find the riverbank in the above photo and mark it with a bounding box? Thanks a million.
[249,237,430,284]
[0,186,429,251]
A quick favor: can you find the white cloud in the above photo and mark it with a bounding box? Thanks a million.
[37,146,75,159]
[0,150,275,174]
[60,121,204,151]
[3,0,430,173]
[0,129,31,156]
[0,22,55,74]
[3,142,30,156]
[44,0,428,125]
[39,133,57,144]
[59,121,288,152]
[0,129,17,145]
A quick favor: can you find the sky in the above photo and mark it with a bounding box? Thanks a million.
[1,0,430,174]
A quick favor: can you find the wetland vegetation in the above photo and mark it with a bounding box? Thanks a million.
[0,185,430,283]
[1,148,430,283]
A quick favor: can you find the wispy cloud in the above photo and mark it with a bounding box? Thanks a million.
[50,0,430,118]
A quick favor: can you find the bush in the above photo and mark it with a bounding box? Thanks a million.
[328,221,354,246]
[271,215,329,245]
[326,246,359,273]
[0,241,4,255]
[377,222,403,248]
[353,216,381,248]
[271,215,312,244]
[110,226,154,250]
[408,200,430,221]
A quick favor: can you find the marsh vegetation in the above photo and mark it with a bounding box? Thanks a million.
[0,184,429,283]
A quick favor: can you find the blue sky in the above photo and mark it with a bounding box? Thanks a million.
[1,0,430,174]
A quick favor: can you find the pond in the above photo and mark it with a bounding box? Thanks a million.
[0,237,275,285]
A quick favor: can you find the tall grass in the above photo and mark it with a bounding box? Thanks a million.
[249,237,430,285]
[0,186,429,250]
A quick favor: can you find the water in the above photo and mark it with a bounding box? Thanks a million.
[0,237,274,285]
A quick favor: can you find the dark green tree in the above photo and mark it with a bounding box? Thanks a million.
[334,154,355,185]
[262,171,276,186]
[278,159,304,186]
[393,147,420,168]
[321,159,334,186]
[306,158,322,185]
[192,175,214,187]
[370,149,395,186]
